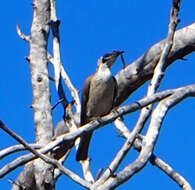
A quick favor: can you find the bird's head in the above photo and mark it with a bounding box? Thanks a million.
[98,50,124,68]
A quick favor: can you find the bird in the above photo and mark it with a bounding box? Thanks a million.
[76,50,124,161]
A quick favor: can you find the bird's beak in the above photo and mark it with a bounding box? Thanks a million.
[107,50,124,67]
[116,50,124,55]
[112,50,124,57]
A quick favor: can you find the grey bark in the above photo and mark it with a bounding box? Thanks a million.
[7,1,195,189]
[11,21,195,189]
[13,0,55,189]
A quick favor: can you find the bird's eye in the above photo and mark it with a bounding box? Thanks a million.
[102,53,111,63]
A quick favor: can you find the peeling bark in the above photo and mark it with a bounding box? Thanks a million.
[12,163,35,190]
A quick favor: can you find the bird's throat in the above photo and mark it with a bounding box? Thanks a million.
[97,63,112,81]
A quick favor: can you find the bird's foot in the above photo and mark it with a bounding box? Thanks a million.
[111,107,120,116]
[90,116,103,124]
[96,116,104,124]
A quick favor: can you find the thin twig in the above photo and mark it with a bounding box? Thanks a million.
[50,0,69,114]
[52,98,65,110]
[50,0,61,89]
[16,25,31,42]
[47,52,81,113]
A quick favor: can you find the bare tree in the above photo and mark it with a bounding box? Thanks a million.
[0,0,194,189]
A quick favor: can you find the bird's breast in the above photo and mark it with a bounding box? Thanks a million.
[86,71,116,118]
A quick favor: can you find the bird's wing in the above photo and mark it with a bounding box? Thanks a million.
[112,76,118,108]
[77,75,93,161]
[80,75,92,125]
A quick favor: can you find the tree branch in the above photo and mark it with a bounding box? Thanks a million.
[28,1,54,188]
[147,0,180,95]
[120,0,181,164]
[50,0,69,117]
[47,53,81,114]
[1,85,194,183]
[0,120,91,189]
[16,25,31,42]
[99,85,195,190]
[150,154,193,190]
[0,144,41,160]
[96,2,181,184]
[0,87,176,178]
[114,117,193,190]
[114,22,195,106]
[50,0,61,89]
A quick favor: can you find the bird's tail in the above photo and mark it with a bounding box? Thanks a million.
[76,132,93,161]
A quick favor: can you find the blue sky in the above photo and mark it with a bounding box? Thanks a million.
[0,0,195,189]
